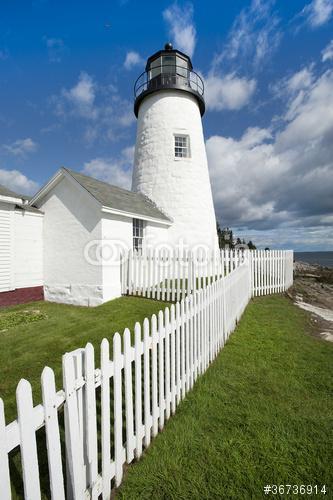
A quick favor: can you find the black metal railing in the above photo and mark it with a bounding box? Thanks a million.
[134,64,204,99]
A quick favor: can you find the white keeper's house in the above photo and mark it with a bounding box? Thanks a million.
[0,43,217,307]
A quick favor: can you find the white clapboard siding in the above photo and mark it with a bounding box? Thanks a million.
[0,204,14,292]
[1,252,294,498]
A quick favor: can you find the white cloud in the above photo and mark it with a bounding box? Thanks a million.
[44,37,66,63]
[3,138,38,157]
[322,39,333,62]
[276,69,333,148]
[124,51,143,70]
[302,0,333,28]
[205,73,256,111]
[206,68,333,239]
[0,168,38,195]
[63,72,97,119]
[51,73,135,144]
[214,0,281,70]
[82,146,134,190]
[233,226,333,251]
[286,67,314,92]
[270,64,316,121]
[163,2,196,58]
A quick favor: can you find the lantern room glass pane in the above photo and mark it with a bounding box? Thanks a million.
[176,55,189,78]
[149,56,162,79]
[162,54,176,74]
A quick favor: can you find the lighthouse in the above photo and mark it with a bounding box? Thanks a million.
[132,43,217,250]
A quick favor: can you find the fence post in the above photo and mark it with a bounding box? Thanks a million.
[0,399,11,500]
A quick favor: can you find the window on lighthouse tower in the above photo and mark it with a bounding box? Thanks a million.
[174,134,190,158]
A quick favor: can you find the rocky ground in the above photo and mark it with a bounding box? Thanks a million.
[287,261,333,342]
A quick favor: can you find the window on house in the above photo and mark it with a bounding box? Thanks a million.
[133,218,144,251]
[174,135,190,158]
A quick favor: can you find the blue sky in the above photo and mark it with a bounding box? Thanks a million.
[1,0,333,250]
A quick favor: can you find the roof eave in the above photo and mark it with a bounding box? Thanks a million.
[29,169,64,206]
[0,194,23,205]
[101,205,172,226]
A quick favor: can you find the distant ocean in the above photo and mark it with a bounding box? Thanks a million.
[294,251,333,268]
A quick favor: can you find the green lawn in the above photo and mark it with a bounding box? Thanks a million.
[117,295,333,500]
[1,295,332,499]
[0,297,168,421]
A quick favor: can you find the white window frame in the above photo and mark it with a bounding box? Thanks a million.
[133,218,145,251]
[174,134,190,159]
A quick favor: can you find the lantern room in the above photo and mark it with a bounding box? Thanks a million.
[134,43,205,117]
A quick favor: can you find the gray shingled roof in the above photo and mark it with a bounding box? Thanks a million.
[63,168,171,222]
[0,183,43,213]
[0,183,22,199]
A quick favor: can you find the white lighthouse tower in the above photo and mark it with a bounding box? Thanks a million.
[132,43,217,250]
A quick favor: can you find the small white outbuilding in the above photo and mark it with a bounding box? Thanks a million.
[29,167,172,306]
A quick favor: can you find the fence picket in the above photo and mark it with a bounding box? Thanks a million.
[170,304,176,414]
[17,379,41,500]
[84,344,98,499]
[134,323,143,458]
[143,318,151,448]
[123,328,135,463]
[100,339,111,500]
[189,295,194,389]
[185,297,190,392]
[175,302,181,404]
[158,310,165,429]
[41,367,65,500]
[0,399,11,500]
[113,333,124,487]
[151,314,159,437]
[63,354,86,500]
[165,307,171,420]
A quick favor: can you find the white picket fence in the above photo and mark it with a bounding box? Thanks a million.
[0,250,293,499]
[250,249,293,296]
[1,261,252,500]
[121,249,294,299]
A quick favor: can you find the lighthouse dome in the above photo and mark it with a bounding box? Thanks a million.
[134,43,205,117]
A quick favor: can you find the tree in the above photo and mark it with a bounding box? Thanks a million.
[216,223,234,249]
